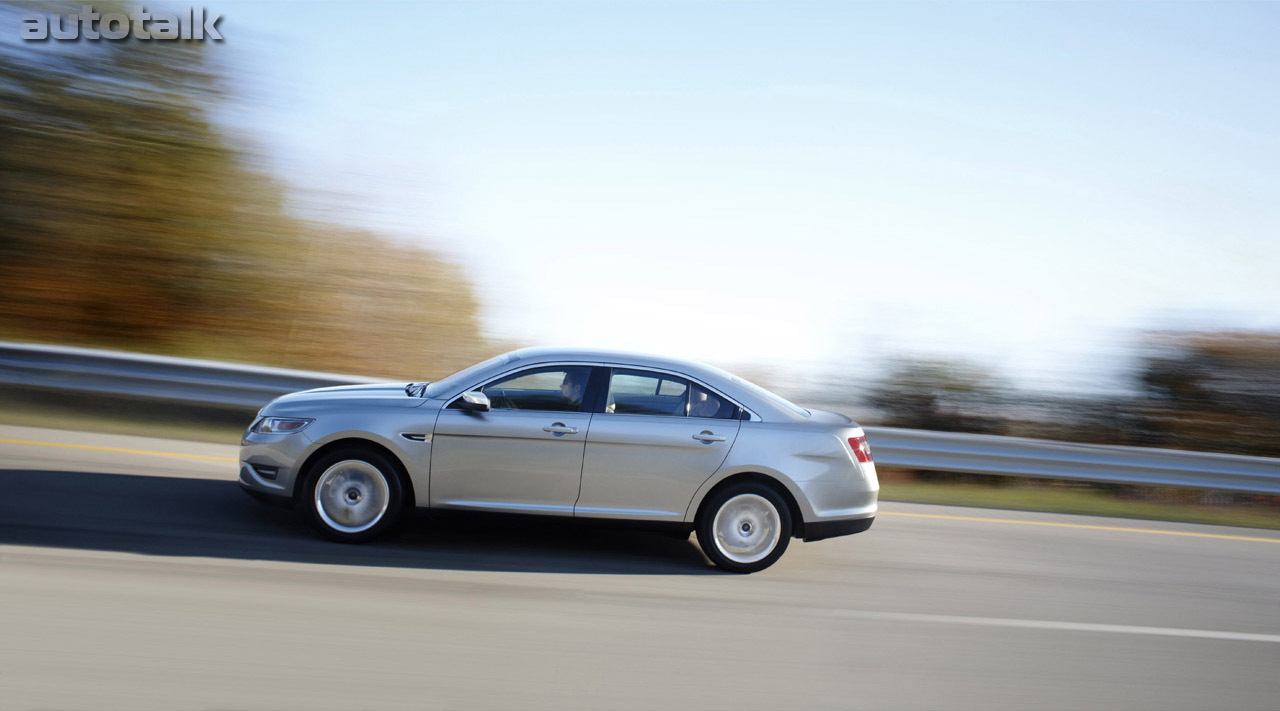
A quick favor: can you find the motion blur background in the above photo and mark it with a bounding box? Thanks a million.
[2,1,1278,465]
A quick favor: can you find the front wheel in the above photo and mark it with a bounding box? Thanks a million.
[697,483,792,573]
[303,448,404,543]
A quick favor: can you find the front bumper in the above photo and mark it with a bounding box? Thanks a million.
[239,429,314,500]
[239,479,294,506]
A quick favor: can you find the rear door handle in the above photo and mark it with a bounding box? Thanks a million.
[693,431,726,442]
[544,423,579,435]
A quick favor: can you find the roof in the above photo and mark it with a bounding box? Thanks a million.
[510,346,729,380]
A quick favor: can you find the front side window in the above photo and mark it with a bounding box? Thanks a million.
[456,366,591,412]
[604,369,689,416]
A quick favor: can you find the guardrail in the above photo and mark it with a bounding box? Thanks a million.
[3,341,1279,494]
[0,341,380,409]
[862,427,1280,495]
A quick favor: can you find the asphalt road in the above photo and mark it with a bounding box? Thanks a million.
[2,424,1278,711]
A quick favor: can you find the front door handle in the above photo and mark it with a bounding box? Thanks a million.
[693,431,726,442]
[544,423,579,435]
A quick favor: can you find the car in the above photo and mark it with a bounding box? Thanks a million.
[239,348,878,572]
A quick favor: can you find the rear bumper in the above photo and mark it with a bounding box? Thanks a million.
[803,515,874,542]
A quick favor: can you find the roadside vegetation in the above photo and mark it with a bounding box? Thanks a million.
[0,3,489,380]
[857,331,1280,460]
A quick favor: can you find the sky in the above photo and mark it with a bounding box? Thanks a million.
[210,1,1280,391]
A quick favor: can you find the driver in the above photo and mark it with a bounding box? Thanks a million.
[560,370,586,406]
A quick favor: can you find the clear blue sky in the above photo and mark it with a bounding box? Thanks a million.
[214,1,1280,391]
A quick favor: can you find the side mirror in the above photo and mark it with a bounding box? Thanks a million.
[458,391,490,412]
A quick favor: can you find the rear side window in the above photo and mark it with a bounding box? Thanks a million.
[602,369,740,419]
[688,382,738,419]
[605,369,688,416]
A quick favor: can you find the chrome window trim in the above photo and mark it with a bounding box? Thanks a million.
[599,362,761,422]
[442,360,762,422]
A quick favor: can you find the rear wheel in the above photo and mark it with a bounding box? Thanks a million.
[303,448,404,543]
[697,482,792,573]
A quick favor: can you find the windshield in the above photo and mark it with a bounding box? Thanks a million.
[422,352,514,398]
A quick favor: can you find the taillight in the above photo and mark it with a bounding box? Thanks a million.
[848,435,873,463]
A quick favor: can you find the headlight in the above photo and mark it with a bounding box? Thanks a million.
[251,417,314,435]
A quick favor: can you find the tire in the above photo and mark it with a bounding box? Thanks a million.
[302,447,404,543]
[697,482,792,573]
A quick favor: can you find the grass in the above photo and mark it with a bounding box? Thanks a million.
[881,475,1280,531]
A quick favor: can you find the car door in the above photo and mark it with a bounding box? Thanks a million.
[430,365,596,515]
[576,368,741,522]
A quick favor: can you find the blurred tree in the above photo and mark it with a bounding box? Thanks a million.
[1134,331,1280,458]
[868,359,1006,434]
[0,3,262,344]
[0,3,488,378]
[263,226,486,378]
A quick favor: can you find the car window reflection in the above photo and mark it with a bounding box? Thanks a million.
[454,366,590,412]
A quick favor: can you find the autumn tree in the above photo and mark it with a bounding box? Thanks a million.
[0,3,487,378]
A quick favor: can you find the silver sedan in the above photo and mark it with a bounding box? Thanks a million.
[239,348,878,572]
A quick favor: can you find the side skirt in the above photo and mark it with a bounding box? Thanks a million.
[414,508,695,538]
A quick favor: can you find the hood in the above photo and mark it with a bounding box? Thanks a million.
[264,382,427,412]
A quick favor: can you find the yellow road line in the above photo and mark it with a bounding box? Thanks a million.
[0,437,237,463]
[879,510,1280,544]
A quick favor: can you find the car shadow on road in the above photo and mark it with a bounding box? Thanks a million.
[0,469,718,575]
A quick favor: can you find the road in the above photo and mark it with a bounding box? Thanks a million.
[1,424,1278,710]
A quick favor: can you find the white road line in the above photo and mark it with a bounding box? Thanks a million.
[829,609,1280,645]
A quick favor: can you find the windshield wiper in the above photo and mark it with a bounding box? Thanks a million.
[404,382,430,398]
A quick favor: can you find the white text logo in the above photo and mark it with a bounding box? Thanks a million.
[20,6,223,41]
